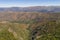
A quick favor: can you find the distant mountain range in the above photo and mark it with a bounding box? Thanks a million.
[0,6,60,12]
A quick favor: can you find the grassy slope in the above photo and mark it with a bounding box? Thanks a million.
[0,23,30,40]
[0,20,60,40]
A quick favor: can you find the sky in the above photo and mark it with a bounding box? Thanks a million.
[0,0,60,7]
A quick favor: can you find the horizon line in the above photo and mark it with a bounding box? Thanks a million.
[0,5,60,8]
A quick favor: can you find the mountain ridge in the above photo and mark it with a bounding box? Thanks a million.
[0,6,60,12]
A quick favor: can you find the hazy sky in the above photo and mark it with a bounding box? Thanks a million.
[0,0,60,7]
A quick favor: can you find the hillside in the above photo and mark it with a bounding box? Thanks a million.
[0,12,60,22]
[0,12,60,40]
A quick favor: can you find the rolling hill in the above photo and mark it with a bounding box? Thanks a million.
[0,6,60,40]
